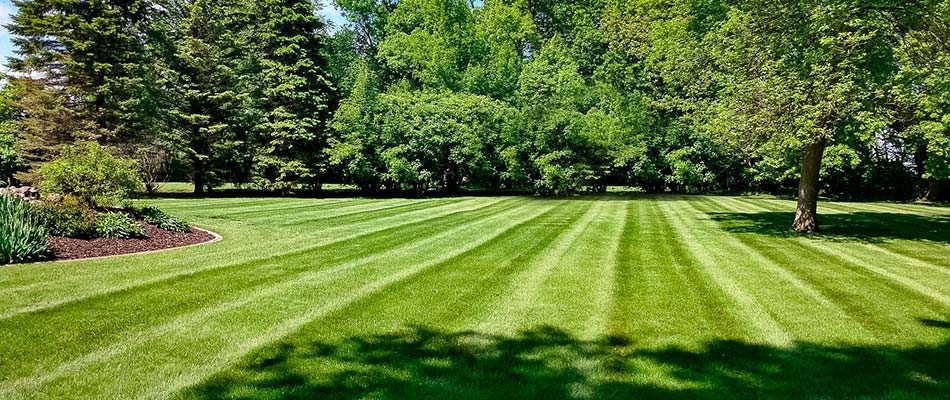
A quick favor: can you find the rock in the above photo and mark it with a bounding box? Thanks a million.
[0,186,41,202]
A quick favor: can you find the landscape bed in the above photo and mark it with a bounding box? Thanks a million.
[48,226,217,261]
[1,195,948,399]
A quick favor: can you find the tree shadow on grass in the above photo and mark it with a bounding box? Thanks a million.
[179,325,950,400]
[707,211,950,244]
[922,319,950,329]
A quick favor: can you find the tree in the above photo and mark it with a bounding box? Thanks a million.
[133,145,170,193]
[709,0,922,231]
[587,0,709,194]
[463,0,538,101]
[0,132,15,185]
[0,85,21,184]
[328,59,385,192]
[376,0,475,91]
[516,38,597,195]
[4,78,97,183]
[170,0,245,195]
[525,0,606,77]
[250,0,335,191]
[335,0,397,55]
[7,0,163,144]
[894,0,950,201]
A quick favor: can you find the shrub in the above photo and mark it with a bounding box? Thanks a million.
[0,193,49,264]
[156,216,189,233]
[33,195,97,238]
[37,142,144,207]
[0,120,18,185]
[95,212,145,239]
[135,206,189,233]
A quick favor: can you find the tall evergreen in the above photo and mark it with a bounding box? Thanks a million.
[7,0,159,145]
[250,0,335,191]
[170,0,245,194]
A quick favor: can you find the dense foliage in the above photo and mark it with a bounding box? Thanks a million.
[33,195,98,238]
[37,142,145,207]
[95,212,147,239]
[136,206,190,233]
[250,0,335,191]
[4,0,950,230]
[0,86,19,184]
[0,194,48,264]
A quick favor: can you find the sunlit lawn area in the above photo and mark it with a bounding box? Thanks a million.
[1,195,949,399]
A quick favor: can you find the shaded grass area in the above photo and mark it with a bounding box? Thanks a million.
[710,210,950,244]
[0,195,948,399]
[182,325,950,400]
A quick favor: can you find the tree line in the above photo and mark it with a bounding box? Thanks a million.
[0,0,948,231]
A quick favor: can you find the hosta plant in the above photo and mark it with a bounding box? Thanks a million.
[95,212,146,239]
[135,206,189,233]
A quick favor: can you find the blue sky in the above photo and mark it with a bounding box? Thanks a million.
[0,0,13,65]
[0,0,348,68]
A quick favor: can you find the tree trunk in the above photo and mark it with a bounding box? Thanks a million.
[914,144,928,178]
[193,164,206,196]
[792,140,827,232]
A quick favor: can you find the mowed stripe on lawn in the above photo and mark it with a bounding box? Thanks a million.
[0,197,498,314]
[0,195,948,399]
[10,200,567,399]
[0,198,528,385]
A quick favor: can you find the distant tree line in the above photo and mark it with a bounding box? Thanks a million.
[0,0,948,231]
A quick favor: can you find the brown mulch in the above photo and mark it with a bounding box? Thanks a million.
[48,223,217,261]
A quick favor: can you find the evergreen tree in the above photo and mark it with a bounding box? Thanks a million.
[250,0,335,191]
[7,0,160,145]
[170,0,245,194]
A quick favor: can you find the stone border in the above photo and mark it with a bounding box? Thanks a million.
[49,227,223,263]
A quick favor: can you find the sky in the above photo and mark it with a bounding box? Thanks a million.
[0,0,349,69]
[0,0,13,65]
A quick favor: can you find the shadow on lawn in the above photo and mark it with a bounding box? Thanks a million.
[181,325,950,400]
[708,211,950,244]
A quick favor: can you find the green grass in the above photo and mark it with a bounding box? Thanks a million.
[1,195,949,399]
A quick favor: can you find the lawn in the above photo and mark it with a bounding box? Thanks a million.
[1,195,949,399]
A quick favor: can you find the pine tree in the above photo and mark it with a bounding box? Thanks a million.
[7,0,160,145]
[4,78,97,183]
[250,0,335,192]
[170,0,245,194]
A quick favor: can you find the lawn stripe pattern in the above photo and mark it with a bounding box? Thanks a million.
[1,195,948,399]
[0,198,529,385]
[0,198,504,316]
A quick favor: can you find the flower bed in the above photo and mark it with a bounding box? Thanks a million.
[48,224,217,261]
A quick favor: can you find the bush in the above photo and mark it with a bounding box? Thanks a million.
[1,193,49,264]
[95,212,145,239]
[33,195,97,238]
[37,142,144,207]
[1,130,18,185]
[135,206,189,233]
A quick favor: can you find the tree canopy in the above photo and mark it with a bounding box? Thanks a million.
[4,0,950,231]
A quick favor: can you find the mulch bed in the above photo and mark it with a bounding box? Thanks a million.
[48,224,217,261]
